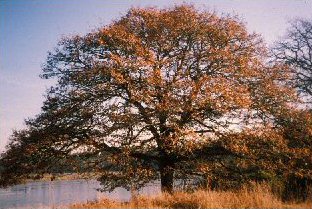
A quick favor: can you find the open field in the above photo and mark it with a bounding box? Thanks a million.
[70,184,312,209]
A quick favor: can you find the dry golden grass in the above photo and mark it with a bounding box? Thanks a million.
[70,183,312,209]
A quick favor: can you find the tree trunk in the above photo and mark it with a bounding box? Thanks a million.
[160,164,174,193]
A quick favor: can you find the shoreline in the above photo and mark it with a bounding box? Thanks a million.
[25,172,99,183]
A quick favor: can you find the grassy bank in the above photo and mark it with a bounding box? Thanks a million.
[70,184,311,209]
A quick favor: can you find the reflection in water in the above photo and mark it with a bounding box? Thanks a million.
[0,179,160,208]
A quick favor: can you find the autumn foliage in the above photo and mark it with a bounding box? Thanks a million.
[0,5,311,199]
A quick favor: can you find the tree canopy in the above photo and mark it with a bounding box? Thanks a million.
[0,5,307,193]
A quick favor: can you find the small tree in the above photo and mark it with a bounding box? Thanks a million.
[272,19,312,200]
[220,109,312,200]
[273,19,312,100]
[0,5,296,193]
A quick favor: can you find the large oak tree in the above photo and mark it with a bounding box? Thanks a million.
[0,5,297,193]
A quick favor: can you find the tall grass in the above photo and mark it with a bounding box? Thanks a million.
[70,183,311,208]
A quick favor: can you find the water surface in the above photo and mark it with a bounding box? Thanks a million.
[0,179,159,208]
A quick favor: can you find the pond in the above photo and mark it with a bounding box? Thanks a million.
[0,179,160,208]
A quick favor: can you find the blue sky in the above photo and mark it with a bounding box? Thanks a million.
[1,0,312,152]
